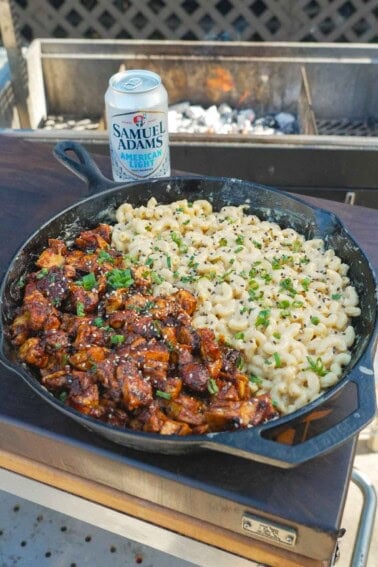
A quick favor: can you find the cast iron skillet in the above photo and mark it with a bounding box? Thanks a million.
[0,141,377,468]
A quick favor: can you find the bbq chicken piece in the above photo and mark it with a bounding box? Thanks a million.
[132,340,170,383]
[10,311,30,345]
[104,406,130,428]
[67,371,100,412]
[205,395,278,431]
[33,266,72,307]
[160,419,192,436]
[68,283,100,314]
[23,288,59,331]
[65,249,99,273]
[149,294,191,326]
[175,326,200,351]
[172,289,197,316]
[131,265,152,288]
[75,224,112,251]
[197,328,222,379]
[60,314,93,336]
[116,360,153,411]
[73,322,107,349]
[108,309,161,340]
[95,354,118,391]
[69,345,109,371]
[43,329,70,353]
[180,361,210,393]
[220,346,241,374]
[18,337,49,368]
[105,289,126,313]
[41,369,70,390]
[154,377,183,399]
[164,393,206,426]
[130,401,168,433]
[36,240,66,269]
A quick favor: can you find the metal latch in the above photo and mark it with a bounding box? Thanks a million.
[242,513,297,547]
[345,191,356,205]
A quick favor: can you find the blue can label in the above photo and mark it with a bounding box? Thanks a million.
[108,108,170,181]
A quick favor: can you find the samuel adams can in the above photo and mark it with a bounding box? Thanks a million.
[105,69,170,181]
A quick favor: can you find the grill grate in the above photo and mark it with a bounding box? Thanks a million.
[316,117,378,136]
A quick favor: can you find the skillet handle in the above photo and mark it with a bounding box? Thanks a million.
[53,141,118,195]
[206,359,377,467]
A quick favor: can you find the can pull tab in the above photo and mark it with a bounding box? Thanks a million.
[124,77,143,91]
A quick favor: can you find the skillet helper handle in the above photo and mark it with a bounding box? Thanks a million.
[53,140,118,195]
[207,365,376,467]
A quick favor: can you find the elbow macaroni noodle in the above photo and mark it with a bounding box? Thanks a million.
[112,198,360,415]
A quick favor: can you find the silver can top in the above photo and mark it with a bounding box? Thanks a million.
[109,69,161,94]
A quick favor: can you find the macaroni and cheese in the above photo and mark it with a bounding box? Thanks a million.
[113,198,360,415]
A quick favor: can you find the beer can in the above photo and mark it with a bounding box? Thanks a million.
[105,69,171,182]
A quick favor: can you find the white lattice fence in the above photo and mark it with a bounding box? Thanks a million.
[9,0,378,43]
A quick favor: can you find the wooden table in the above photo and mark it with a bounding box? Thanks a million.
[0,134,377,567]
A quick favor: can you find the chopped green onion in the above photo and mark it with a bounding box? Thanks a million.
[234,331,245,340]
[273,332,281,340]
[255,309,270,328]
[292,239,302,252]
[219,237,228,247]
[36,268,49,279]
[166,255,172,269]
[310,316,320,325]
[301,278,311,291]
[76,302,85,317]
[236,356,245,370]
[279,278,296,297]
[249,375,263,385]
[180,274,198,283]
[171,232,188,253]
[271,255,293,270]
[273,352,282,368]
[77,272,97,290]
[236,235,244,245]
[145,257,154,268]
[123,254,139,265]
[305,356,328,377]
[207,378,219,395]
[106,268,134,289]
[111,334,125,345]
[151,271,164,285]
[93,317,104,327]
[217,269,234,283]
[331,293,342,300]
[156,390,171,400]
[253,240,262,249]
[188,256,199,269]
[248,279,259,291]
[240,306,251,314]
[97,250,114,264]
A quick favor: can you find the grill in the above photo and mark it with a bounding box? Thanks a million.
[3,39,377,207]
[2,40,378,140]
